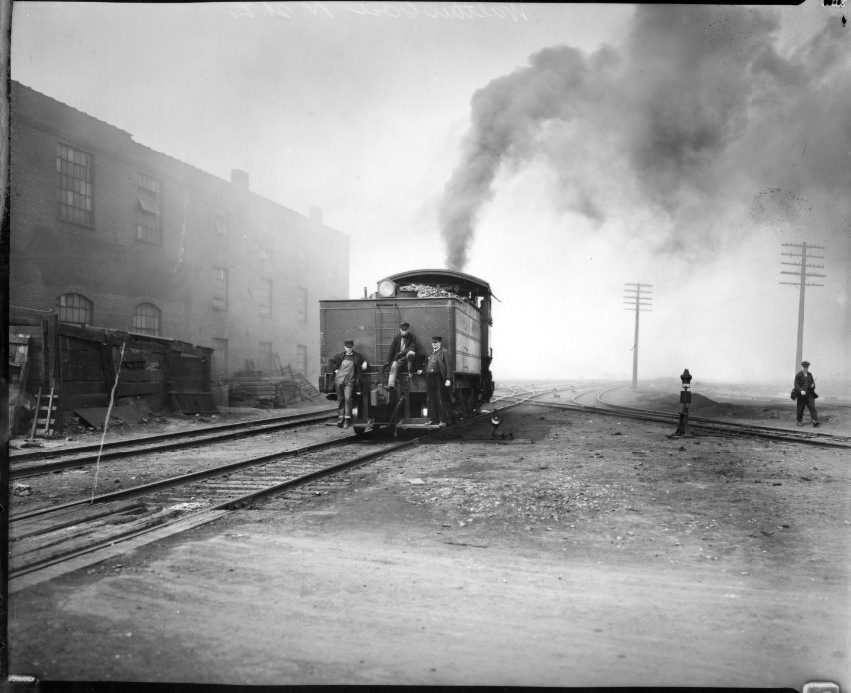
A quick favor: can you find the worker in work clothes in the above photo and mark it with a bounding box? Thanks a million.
[793,360,819,427]
[385,322,418,388]
[329,339,368,428]
[418,336,453,425]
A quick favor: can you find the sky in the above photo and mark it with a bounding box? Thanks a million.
[10,1,851,387]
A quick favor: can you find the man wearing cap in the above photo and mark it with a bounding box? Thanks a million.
[419,336,453,425]
[385,322,418,388]
[793,360,819,427]
[329,339,368,428]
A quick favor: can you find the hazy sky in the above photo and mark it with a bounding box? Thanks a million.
[11,1,850,385]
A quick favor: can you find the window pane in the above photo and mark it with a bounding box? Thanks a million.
[259,279,272,316]
[297,287,308,323]
[132,302,161,336]
[57,144,93,226]
[213,267,229,310]
[57,293,93,324]
[135,172,162,244]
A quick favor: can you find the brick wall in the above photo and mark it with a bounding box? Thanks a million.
[10,81,350,389]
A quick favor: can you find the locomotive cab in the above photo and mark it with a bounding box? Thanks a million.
[319,269,495,435]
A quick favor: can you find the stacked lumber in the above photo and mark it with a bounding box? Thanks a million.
[225,372,279,407]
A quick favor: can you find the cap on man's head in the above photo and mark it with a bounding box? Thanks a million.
[399,322,410,329]
[431,336,442,342]
[344,339,354,347]
[802,360,810,367]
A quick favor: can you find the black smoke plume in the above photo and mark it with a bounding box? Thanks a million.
[439,5,850,270]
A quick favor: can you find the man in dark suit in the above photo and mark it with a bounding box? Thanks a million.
[419,336,453,425]
[793,360,819,427]
[385,322,418,388]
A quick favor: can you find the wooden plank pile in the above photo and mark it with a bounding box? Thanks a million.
[222,358,321,408]
[225,371,280,407]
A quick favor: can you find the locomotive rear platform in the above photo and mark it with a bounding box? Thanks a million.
[8,402,850,688]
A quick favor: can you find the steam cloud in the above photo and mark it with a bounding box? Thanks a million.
[439,5,851,271]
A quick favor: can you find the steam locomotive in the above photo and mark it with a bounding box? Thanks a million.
[318,269,495,435]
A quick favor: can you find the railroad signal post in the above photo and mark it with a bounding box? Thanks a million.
[673,368,693,437]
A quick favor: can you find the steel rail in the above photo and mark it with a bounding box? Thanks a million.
[11,408,338,478]
[9,438,404,579]
[11,407,338,461]
[590,384,851,447]
[519,394,851,449]
[9,398,528,581]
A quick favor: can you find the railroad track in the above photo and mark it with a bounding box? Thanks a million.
[10,408,338,478]
[9,395,540,586]
[504,384,851,449]
[9,435,415,582]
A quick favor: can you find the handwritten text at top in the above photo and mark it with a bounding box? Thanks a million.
[229,2,530,22]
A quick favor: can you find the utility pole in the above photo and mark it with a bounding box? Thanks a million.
[623,283,653,390]
[780,242,825,371]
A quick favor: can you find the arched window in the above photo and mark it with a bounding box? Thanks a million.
[57,293,93,325]
[132,302,161,336]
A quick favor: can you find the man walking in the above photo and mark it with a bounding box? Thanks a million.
[419,336,452,425]
[329,339,368,429]
[793,360,819,427]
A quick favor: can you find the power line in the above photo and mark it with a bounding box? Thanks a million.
[779,242,825,371]
[623,282,653,390]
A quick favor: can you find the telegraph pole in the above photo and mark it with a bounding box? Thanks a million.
[780,242,825,370]
[624,283,653,390]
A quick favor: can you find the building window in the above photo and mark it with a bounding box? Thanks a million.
[213,212,227,236]
[212,338,228,376]
[132,302,161,336]
[296,345,307,375]
[213,267,229,310]
[259,279,273,317]
[296,287,307,323]
[136,172,162,244]
[57,293,93,324]
[296,239,307,272]
[259,342,273,374]
[56,143,94,226]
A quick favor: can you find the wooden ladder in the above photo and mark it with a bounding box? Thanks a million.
[29,387,58,438]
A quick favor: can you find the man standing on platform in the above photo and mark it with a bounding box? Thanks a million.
[386,322,418,388]
[419,336,452,425]
[329,339,368,428]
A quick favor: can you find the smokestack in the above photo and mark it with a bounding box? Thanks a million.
[231,169,249,191]
[309,207,323,224]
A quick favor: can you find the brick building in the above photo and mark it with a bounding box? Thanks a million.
[9,81,350,387]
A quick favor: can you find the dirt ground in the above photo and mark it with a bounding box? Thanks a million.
[6,393,851,689]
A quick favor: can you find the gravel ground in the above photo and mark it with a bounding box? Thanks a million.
[7,392,850,689]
